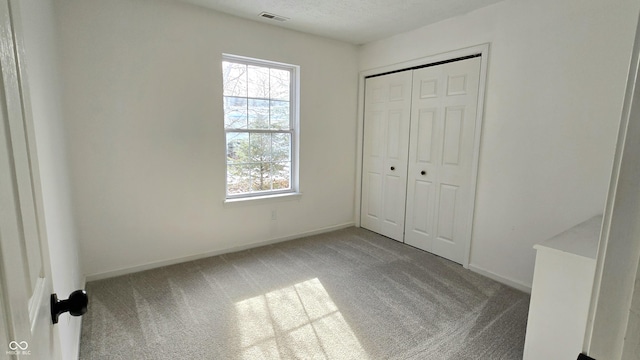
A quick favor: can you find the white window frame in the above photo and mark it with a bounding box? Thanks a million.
[222,54,300,201]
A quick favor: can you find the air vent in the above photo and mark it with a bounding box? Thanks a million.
[259,12,289,22]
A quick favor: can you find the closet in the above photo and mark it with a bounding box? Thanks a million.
[360,56,482,265]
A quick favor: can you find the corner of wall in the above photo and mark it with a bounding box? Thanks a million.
[468,264,532,294]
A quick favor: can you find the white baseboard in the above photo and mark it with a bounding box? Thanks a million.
[468,264,532,294]
[85,222,355,282]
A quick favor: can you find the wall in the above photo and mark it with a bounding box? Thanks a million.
[55,0,359,278]
[587,12,640,358]
[18,0,84,359]
[359,0,640,289]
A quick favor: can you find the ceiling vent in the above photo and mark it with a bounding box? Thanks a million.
[259,12,289,22]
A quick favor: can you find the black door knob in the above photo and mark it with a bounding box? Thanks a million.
[390,166,395,171]
[51,290,88,324]
[421,171,426,175]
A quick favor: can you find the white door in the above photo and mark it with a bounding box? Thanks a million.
[404,57,481,264]
[360,71,413,241]
[0,0,60,358]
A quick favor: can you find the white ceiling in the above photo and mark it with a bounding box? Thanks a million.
[176,0,505,45]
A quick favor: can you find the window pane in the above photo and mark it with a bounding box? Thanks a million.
[226,132,248,164]
[250,163,272,191]
[227,164,251,195]
[248,99,269,129]
[272,162,291,190]
[272,133,291,162]
[270,100,290,130]
[270,68,290,101]
[222,56,296,198]
[224,97,247,129]
[248,65,270,99]
[222,62,247,97]
[249,133,271,163]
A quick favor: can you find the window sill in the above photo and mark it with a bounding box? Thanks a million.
[223,192,302,207]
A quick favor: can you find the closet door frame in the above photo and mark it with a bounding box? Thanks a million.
[355,43,490,269]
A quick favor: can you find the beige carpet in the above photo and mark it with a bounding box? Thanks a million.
[79,227,529,359]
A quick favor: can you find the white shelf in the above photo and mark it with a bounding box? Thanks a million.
[524,215,602,360]
[534,215,602,259]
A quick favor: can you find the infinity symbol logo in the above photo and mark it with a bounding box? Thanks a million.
[9,341,28,350]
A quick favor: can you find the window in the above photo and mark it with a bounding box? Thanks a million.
[222,55,298,199]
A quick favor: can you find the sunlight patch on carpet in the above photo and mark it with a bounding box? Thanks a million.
[234,278,368,359]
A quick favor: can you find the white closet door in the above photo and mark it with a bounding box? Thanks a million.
[404,57,481,264]
[360,71,412,241]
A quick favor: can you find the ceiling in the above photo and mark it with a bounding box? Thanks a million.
[176,0,505,45]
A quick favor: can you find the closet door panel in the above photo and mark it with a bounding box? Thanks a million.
[410,179,434,237]
[361,71,412,241]
[405,57,481,264]
[405,104,440,250]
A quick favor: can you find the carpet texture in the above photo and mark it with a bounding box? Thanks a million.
[79,227,529,359]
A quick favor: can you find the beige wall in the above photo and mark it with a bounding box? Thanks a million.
[359,0,640,289]
[56,0,359,278]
